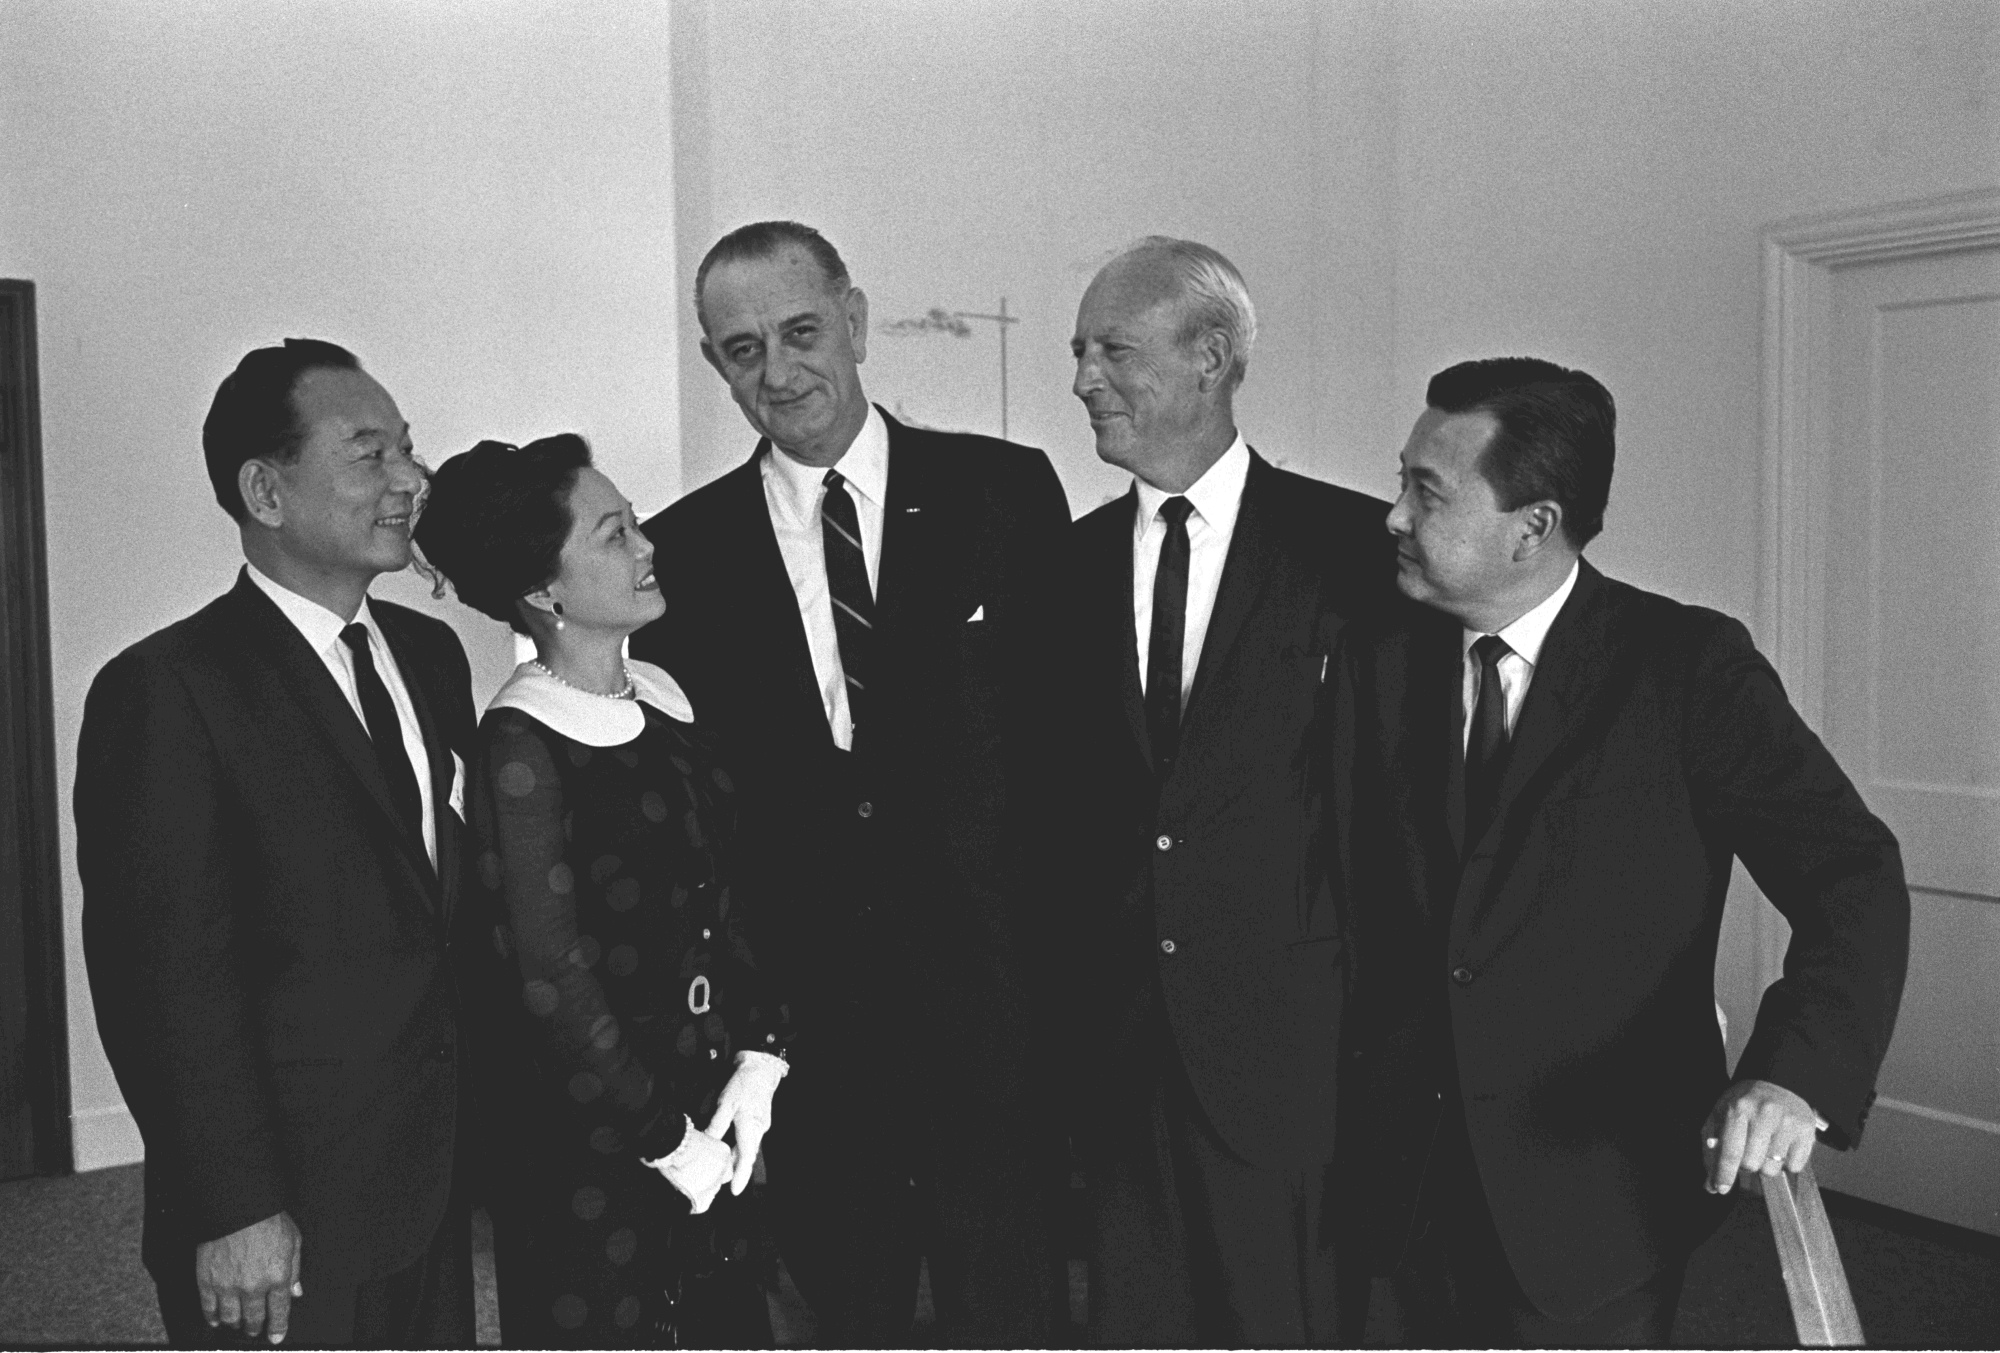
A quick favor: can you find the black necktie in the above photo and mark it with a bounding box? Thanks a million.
[1463,633,1512,845]
[341,623,425,844]
[1146,496,1194,778]
[821,469,875,739]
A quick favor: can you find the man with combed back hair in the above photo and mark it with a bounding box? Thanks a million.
[1332,357,1909,1346]
[1062,236,1398,1345]
[631,220,1071,1345]
[77,340,477,1347]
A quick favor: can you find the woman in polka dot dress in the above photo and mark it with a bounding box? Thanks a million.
[416,436,790,1347]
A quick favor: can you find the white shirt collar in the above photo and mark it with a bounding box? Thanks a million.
[245,560,379,655]
[486,658,697,747]
[1463,559,1581,668]
[762,402,890,526]
[1132,434,1251,537]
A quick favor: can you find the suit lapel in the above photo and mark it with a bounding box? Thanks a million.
[225,573,441,908]
[1181,450,1280,732]
[873,413,964,648]
[1477,562,1612,849]
[1455,563,1636,942]
[375,610,456,923]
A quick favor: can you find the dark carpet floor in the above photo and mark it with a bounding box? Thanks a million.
[2,1164,1994,1348]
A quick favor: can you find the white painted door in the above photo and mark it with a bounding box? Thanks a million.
[1809,240,2000,1237]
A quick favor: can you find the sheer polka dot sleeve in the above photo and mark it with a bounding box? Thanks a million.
[473,710,686,1160]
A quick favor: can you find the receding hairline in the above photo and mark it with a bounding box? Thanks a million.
[695,240,851,333]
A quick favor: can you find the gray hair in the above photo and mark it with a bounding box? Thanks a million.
[1118,235,1258,388]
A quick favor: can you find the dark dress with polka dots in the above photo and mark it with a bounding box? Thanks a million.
[464,702,787,1348]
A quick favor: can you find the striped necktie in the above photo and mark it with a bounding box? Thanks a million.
[822,469,875,739]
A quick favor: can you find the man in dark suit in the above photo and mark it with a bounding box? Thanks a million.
[629,221,1070,1345]
[1063,236,1395,1346]
[1333,357,1910,1346]
[76,340,477,1347]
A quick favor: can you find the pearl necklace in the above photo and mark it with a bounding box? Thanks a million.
[529,659,636,700]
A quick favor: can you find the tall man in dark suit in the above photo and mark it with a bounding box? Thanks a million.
[1334,357,1910,1346]
[629,221,1070,1345]
[1064,236,1396,1346]
[76,340,478,1347]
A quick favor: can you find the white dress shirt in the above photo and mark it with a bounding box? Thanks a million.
[1132,436,1251,702]
[1459,560,1580,753]
[760,403,890,751]
[247,562,439,866]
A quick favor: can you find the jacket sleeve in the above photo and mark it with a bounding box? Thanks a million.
[474,711,689,1161]
[1685,615,1911,1147]
[75,649,290,1242]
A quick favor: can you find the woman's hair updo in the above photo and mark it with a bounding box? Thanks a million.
[414,434,593,634]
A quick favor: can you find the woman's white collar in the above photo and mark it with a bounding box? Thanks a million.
[487,659,696,746]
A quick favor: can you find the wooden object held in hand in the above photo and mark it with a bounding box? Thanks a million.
[1752,1164,1866,1347]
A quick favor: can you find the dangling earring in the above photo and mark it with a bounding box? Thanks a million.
[552,601,565,633]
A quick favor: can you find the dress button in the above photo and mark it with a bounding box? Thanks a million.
[1159,939,1177,955]
[1155,834,1173,852]
[857,801,874,818]
[1451,965,1474,985]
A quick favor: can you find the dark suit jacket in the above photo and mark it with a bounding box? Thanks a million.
[630,409,1070,1130]
[76,569,476,1289]
[1067,451,1396,1167]
[1333,559,1910,1320]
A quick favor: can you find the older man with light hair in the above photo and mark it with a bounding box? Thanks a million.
[1062,237,1398,1345]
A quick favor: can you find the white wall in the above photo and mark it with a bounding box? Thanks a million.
[0,0,682,1170]
[1384,0,2000,1056]
[668,0,1402,512]
[10,0,1994,1173]
[662,0,1998,1061]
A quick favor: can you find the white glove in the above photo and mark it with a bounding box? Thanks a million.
[702,1050,789,1196]
[646,1117,733,1214]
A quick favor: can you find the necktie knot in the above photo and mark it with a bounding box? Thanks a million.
[1472,633,1511,672]
[1158,495,1193,529]
[824,468,845,491]
[340,622,368,654]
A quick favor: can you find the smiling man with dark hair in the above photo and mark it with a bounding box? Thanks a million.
[77,341,477,1348]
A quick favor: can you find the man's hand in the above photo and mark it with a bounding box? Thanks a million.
[1703,1079,1819,1195]
[196,1211,303,1343]
[702,1050,788,1196]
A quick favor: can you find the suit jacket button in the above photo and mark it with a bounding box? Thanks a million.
[1451,965,1474,985]
[857,800,874,818]
[1155,834,1173,852]
[1159,939,1177,955]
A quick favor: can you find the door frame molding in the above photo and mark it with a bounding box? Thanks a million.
[0,280,69,1177]
[1756,187,2000,988]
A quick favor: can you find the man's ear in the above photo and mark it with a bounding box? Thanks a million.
[238,460,285,529]
[699,337,728,380]
[1514,500,1565,560]
[1194,328,1235,393]
[845,287,869,365]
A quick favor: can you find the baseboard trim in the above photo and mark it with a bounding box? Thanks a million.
[1823,1187,2000,1259]
[71,1104,144,1172]
[1873,1094,2000,1139]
